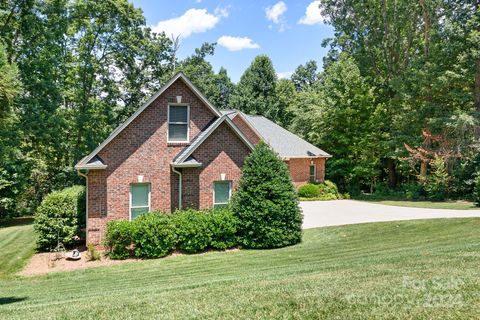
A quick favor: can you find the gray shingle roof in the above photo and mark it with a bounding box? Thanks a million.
[242,114,331,158]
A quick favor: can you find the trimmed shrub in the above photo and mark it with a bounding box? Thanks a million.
[105,209,240,259]
[207,208,239,250]
[34,186,86,251]
[320,180,339,195]
[316,193,337,201]
[298,184,320,198]
[133,212,176,258]
[104,220,135,259]
[298,180,342,200]
[172,209,211,253]
[231,142,303,249]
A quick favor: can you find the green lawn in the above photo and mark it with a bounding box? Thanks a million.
[0,219,36,278]
[1,218,479,319]
[363,199,479,210]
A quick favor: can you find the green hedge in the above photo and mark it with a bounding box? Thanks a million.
[298,181,342,200]
[172,209,212,253]
[298,184,320,198]
[104,209,239,259]
[34,185,86,251]
[133,213,176,258]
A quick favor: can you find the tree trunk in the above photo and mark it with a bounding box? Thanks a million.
[420,161,428,180]
[387,158,397,188]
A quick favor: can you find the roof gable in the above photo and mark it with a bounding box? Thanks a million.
[75,72,222,170]
[172,115,254,166]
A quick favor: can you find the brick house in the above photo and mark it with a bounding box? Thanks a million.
[75,72,331,245]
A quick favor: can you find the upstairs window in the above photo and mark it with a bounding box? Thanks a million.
[168,105,189,142]
[213,181,231,209]
[130,184,150,220]
[309,165,316,183]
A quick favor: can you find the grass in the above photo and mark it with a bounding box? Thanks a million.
[0,218,479,319]
[0,218,36,278]
[362,199,478,210]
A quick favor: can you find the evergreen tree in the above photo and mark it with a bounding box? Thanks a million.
[230,55,280,122]
[231,142,303,249]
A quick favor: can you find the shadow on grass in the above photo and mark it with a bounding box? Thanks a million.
[0,297,27,305]
[0,217,34,228]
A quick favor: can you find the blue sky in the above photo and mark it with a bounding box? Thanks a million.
[130,0,334,83]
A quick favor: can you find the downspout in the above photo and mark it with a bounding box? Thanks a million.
[77,169,89,243]
[171,166,182,210]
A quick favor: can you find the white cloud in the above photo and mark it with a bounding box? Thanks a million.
[217,36,260,51]
[277,71,293,79]
[265,1,287,24]
[298,0,325,25]
[152,8,228,38]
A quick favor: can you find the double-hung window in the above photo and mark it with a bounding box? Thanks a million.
[213,181,231,209]
[309,165,316,183]
[130,184,150,220]
[168,105,189,142]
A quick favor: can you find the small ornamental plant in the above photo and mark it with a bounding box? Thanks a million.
[231,142,303,249]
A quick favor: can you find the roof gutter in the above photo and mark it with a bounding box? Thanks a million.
[171,165,182,210]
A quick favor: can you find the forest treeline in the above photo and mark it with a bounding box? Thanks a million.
[0,0,479,217]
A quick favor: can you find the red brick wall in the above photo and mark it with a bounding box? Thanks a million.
[285,157,326,187]
[86,78,217,245]
[182,122,251,209]
[231,114,261,145]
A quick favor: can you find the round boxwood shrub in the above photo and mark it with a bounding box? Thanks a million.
[34,185,85,251]
[133,212,176,258]
[172,209,212,253]
[298,183,320,198]
[104,220,135,259]
[207,208,239,250]
[231,142,303,249]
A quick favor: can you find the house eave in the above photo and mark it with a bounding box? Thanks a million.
[171,162,203,168]
[74,164,108,170]
[283,155,332,160]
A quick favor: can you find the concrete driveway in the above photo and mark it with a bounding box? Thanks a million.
[301,200,480,229]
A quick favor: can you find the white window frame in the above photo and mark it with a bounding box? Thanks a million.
[213,180,232,208]
[309,164,316,183]
[129,183,151,221]
[167,103,190,143]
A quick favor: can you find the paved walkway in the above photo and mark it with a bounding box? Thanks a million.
[301,200,480,229]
